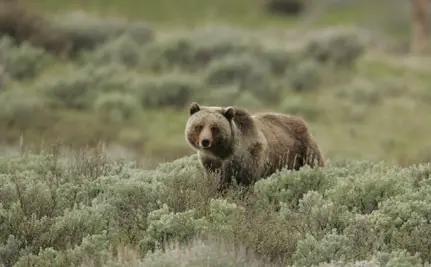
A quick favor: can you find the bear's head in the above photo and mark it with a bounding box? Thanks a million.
[185,102,236,159]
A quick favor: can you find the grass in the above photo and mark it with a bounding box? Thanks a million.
[26,0,297,27]
[26,0,403,30]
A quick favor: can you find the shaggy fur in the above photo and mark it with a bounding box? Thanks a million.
[185,102,325,191]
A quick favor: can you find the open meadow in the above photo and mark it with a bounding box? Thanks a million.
[1,0,431,266]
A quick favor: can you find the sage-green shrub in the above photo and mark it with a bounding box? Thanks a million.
[0,149,430,266]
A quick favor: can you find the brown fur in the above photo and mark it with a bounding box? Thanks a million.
[185,102,325,191]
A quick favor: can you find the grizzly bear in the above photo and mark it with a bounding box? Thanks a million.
[185,102,325,191]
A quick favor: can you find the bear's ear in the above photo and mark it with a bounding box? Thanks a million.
[189,102,200,116]
[223,106,235,121]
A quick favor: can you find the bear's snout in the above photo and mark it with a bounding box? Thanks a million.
[198,127,213,149]
[200,139,211,148]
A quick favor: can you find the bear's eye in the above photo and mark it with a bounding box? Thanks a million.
[194,125,203,132]
[211,126,219,134]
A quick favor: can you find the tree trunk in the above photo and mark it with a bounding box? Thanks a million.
[411,0,429,54]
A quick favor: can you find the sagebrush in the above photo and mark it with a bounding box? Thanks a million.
[0,148,430,266]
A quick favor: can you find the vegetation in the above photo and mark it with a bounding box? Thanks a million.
[0,0,431,265]
[0,148,430,267]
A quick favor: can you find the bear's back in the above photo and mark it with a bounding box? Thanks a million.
[252,112,310,139]
[250,112,314,171]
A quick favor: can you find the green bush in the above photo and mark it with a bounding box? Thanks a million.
[204,53,265,87]
[123,21,156,45]
[372,184,431,260]
[204,53,282,104]
[144,28,261,72]
[254,164,335,210]
[140,236,274,267]
[53,11,154,56]
[0,36,53,80]
[144,27,299,81]
[310,250,424,266]
[325,162,412,214]
[0,64,10,89]
[260,47,299,76]
[136,74,202,109]
[81,34,145,68]
[93,92,141,123]
[144,36,195,72]
[189,27,261,66]
[39,63,137,110]
[304,29,365,68]
[0,0,69,56]
[39,65,98,110]
[93,63,140,93]
[289,59,323,92]
[0,87,48,127]
[1,148,431,267]
[1,3,154,59]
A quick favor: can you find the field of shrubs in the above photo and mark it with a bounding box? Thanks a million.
[0,147,430,266]
[1,0,431,265]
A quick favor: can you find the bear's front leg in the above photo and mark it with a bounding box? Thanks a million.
[198,154,228,193]
[222,157,256,187]
[199,154,222,174]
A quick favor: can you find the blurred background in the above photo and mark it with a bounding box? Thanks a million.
[0,0,430,167]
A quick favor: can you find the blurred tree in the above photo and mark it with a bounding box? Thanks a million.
[410,0,429,54]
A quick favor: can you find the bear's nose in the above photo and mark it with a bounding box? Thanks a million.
[200,139,211,148]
